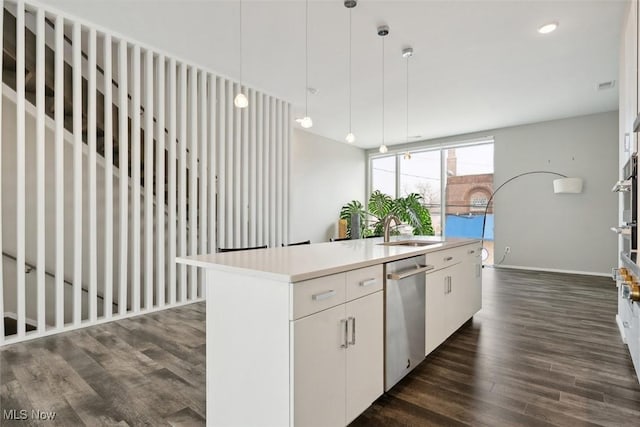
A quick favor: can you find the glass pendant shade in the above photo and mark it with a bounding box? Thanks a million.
[345,132,356,143]
[300,116,313,129]
[234,92,248,108]
[379,144,388,154]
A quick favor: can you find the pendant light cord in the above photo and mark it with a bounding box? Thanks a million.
[239,0,243,86]
[406,54,409,143]
[382,35,385,146]
[348,8,352,132]
[305,0,309,117]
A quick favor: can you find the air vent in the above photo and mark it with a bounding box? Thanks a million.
[597,80,616,91]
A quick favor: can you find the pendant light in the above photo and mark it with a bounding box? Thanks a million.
[234,0,248,108]
[300,0,313,128]
[378,25,389,153]
[402,47,413,160]
[344,0,357,143]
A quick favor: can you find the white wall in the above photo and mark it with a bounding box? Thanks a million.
[492,112,618,275]
[366,111,618,275]
[290,129,365,244]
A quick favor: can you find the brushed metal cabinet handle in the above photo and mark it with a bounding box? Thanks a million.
[444,256,454,262]
[312,290,336,301]
[444,277,448,295]
[468,250,475,254]
[360,278,378,287]
[340,319,349,348]
[348,317,356,346]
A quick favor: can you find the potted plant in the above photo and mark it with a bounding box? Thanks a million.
[339,190,434,238]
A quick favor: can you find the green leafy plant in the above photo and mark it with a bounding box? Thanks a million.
[339,191,434,238]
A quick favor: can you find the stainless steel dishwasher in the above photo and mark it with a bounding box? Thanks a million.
[385,255,434,391]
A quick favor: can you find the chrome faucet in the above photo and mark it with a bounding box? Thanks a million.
[383,214,401,243]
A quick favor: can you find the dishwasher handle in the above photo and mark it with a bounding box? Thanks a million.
[387,264,435,280]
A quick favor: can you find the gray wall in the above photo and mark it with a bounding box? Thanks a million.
[366,111,618,275]
[290,129,366,244]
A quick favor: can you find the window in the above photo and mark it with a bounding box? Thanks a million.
[371,156,396,198]
[367,140,494,260]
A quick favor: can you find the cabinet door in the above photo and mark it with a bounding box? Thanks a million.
[469,249,482,316]
[425,269,451,355]
[447,262,468,333]
[345,291,384,424]
[293,304,346,427]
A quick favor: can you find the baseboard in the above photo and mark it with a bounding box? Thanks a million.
[490,264,610,278]
[616,314,628,344]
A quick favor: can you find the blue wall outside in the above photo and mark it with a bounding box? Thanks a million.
[445,214,494,240]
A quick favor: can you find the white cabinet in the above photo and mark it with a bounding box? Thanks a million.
[293,267,383,427]
[424,244,482,356]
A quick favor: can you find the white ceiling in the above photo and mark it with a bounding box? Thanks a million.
[43,0,626,148]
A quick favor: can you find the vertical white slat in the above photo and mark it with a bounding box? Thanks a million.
[198,71,207,298]
[35,8,46,332]
[256,93,263,246]
[241,86,249,247]
[144,49,153,310]
[167,58,177,305]
[217,77,226,250]
[233,83,241,246]
[156,54,166,308]
[103,34,113,320]
[118,40,129,316]
[249,89,257,247]
[54,16,64,327]
[275,100,282,246]
[15,0,25,338]
[225,80,233,247]
[188,67,198,299]
[269,97,276,247]
[0,0,4,343]
[178,63,187,302]
[263,94,270,247]
[131,44,141,313]
[72,22,82,326]
[88,28,98,323]
[283,102,290,245]
[208,75,216,255]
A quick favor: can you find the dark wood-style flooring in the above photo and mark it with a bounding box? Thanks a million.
[1,268,639,426]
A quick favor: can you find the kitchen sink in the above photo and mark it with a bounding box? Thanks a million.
[378,240,440,247]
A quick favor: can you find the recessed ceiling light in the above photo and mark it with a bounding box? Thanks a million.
[538,22,558,34]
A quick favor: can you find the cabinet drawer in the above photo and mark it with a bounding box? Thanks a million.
[293,273,346,320]
[425,248,460,271]
[346,265,383,301]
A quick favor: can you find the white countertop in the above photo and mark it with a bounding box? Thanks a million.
[176,236,481,283]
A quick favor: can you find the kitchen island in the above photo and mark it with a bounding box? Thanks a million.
[177,236,482,427]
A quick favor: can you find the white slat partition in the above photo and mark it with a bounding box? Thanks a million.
[178,63,187,303]
[103,34,113,319]
[0,0,4,343]
[15,0,26,338]
[0,0,292,346]
[72,21,82,326]
[188,67,197,299]
[118,39,129,317]
[156,54,166,308]
[54,15,64,327]
[88,28,98,322]
[131,44,141,313]
[225,81,233,248]
[35,8,46,331]
[208,75,216,255]
[217,78,226,249]
[256,93,263,246]
[241,87,249,247]
[144,49,153,310]
[233,84,241,246]
[249,89,256,247]
[198,71,207,298]
[168,58,177,305]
